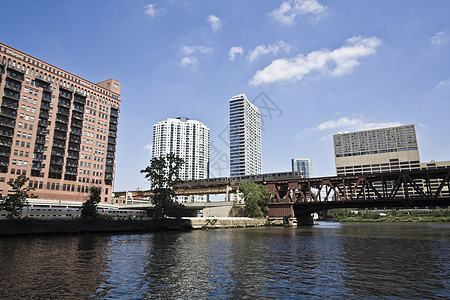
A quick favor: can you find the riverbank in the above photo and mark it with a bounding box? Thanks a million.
[329,216,450,222]
[326,208,450,223]
[0,217,268,237]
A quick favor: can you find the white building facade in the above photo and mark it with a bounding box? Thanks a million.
[152,117,210,202]
[229,94,262,176]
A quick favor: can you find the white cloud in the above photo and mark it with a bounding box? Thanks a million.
[248,41,290,62]
[182,46,214,55]
[436,79,450,88]
[272,0,327,25]
[316,117,402,132]
[430,30,449,47]
[144,4,166,17]
[207,15,222,33]
[229,46,244,61]
[250,36,381,85]
[181,56,199,66]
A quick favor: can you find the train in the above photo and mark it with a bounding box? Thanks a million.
[174,171,303,188]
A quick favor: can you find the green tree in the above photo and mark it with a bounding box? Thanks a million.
[241,181,273,218]
[140,153,184,218]
[81,186,101,221]
[0,175,34,219]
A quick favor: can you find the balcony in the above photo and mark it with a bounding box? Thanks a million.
[50,158,64,165]
[0,138,12,147]
[72,111,83,120]
[69,127,81,136]
[71,119,82,128]
[59,91,72,100]
[0,147,10,157]
[109,124,117,131]
[72,105,84,113]
[0,129,14,138]
[65,168,78,175]
[6,71,24,82]
[52,140,66,148]
[3,90,20,101]
[57,107,70,117]
[106,159,114,166]
[107,145,115,152]
[56,116,69,124]
[58,99,71,109]
[109,116,118,125]
[49,166,63,173]
[4,81,21,92]
[108,131,116,138]
[42,95,51,103]
[108,137,116,145]
[68,143,80,151]
[110,109,119,117]
[1,101,18,110]
[69,135,81,144]
[105,166,113,173]
[55,125,68,133]
[53,133,67,141]
[39,111,49,119]
[73,95,86,105]
[1,109,17,119]
[35,137,45,145]
[67,151,79,159]
[65,160,78,167]
[32,162,42,170]
[35,80,52,93]
[40,102,51,111]
[51,150,65,157]
[106,151,115,159]
[0,118,15,128]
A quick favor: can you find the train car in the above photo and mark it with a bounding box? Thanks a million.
[263,171,303,182]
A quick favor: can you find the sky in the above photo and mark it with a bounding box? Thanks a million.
[1,0,450,192]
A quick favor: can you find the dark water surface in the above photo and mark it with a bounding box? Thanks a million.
[0,222,449,299]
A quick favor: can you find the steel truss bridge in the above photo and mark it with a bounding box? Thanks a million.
[114,169,450,224]
[265,169,450,224]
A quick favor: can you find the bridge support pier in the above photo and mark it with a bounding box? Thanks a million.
[296,214,314,226]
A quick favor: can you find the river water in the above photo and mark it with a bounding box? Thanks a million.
[0,222,449,299]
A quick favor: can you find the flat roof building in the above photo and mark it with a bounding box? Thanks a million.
[333,124,420,176]
[0,43,120,203]
[229,94,262,176]
[152,117,210,202]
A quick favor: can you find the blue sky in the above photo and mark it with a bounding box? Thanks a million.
[2,0,450,192]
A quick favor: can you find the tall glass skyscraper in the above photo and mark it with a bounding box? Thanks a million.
[291,158,312,178]
[152,117,210,202]
[229,94,261,176]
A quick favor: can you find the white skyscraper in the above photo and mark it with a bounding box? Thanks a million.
[152,117,210,202]
[229,94,262,176]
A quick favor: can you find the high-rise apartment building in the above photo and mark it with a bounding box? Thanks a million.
[0,43,120,203]
[333,124,420,176]
[229,94,262,176]
[291,158,312,178]
[152,117,210,202]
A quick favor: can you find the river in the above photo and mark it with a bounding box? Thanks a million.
[0,222,449,299]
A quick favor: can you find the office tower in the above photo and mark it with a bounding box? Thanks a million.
[291,158,312,178]
[0,43,120,203]
[152,117,210,202]
[333,124,420,176]
[229,94,262,176]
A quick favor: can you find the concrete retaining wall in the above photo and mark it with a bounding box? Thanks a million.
[183,217,266,229]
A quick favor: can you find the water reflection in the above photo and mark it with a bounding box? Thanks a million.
[0,223,449,299]
[0,235,108,299]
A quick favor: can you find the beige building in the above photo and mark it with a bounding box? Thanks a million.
[334,124,420,176]
[0,43,120,203]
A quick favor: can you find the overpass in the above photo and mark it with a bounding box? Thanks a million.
[114,169,450,224]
